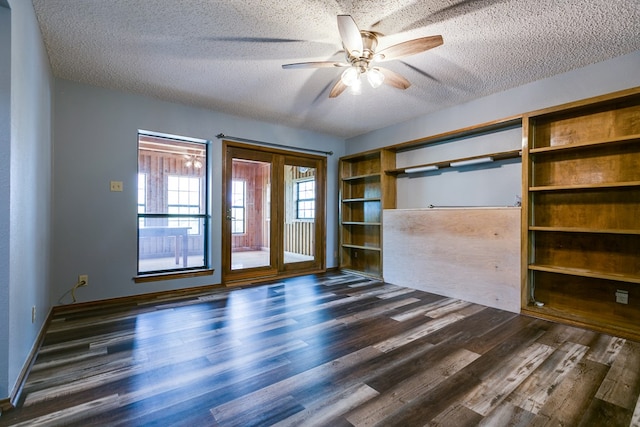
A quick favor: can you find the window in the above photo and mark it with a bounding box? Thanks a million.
[231,180,245,234]
[137,132,209,275]
[167,175,201,234]
[138,173,146,214]
[296,179,315,219]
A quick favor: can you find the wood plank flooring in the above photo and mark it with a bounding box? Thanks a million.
[2,271,640,426]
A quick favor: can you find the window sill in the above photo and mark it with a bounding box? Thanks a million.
[133,268,214,283]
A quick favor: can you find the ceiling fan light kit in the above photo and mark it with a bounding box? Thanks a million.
[349,78,362,95]
[184,154,203,169]
[366,68,385,88]
[341,67,360,87]
[282,15,443,98]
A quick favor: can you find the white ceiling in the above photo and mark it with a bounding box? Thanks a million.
[31,0,640,139]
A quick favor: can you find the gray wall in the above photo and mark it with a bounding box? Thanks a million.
[346,51,640,208]
[1,0,53,401]
[0,1,11,402]
[395,127,522,208]
[52,79,345,305]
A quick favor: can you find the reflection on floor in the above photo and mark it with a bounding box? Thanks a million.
[232,250,313,270]
[137,250,314,273]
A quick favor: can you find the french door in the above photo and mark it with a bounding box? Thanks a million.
[222,142,325,284]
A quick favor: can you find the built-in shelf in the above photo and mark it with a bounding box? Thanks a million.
[386,149,521,176]
[341,117,523,279]
[342,173,381,181]
[528,264,640,285]
[523,87,640,340]
[529,181,640,192]
[521,305,640,343]
[529,133,640,154]
[339,149,396,278]
[529,226,640,235]
[342,244,381,251]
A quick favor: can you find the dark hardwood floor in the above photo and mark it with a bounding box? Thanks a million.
[2,271,640,426]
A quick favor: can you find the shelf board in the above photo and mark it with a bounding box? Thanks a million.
[528,264,640,284]
[529,133,640,154]
[342,222,381,226]
[342,244,381,251]
[341,173,380,181]
[529,181,640,192]
[529,226,640,235]
[342,197,381,203]
[521,305,640,342]
[386,149,521,176]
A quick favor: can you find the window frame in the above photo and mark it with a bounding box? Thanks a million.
[295,178,315,220]
[167,175,203,235]
[136,131,210,277]
[231,179,246,234]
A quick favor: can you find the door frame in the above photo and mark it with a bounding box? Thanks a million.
[222,141,326,285]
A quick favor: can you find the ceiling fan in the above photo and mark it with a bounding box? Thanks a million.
[282,15,443,98]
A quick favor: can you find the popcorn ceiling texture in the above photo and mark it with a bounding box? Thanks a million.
[31,0,640,138]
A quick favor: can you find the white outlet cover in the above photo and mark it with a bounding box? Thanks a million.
[110,181,123,192]
[615,290,629,304]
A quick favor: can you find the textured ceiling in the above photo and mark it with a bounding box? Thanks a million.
[31,0,640,138]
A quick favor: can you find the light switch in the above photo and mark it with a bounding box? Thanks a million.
[110,181,123,192]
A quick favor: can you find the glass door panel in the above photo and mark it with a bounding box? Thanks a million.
[283,164,316,265]
[223,145,277,283]
[231,158,272,270]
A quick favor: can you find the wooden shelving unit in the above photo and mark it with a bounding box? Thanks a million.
[339,149,396,278]
[522,87,640,340]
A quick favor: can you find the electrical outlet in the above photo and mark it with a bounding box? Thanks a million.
[79,274,89,287]
[32,306,36,323]
[110,181,123,192]
[615,289,629,304]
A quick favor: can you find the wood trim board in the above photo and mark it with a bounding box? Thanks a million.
[383,207,521,313]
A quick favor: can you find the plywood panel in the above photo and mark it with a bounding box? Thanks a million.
[383,208,521,312]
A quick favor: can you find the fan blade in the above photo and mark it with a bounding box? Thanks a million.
[378,67,411,90]
[337,15,363,56]
[329,79,348,98]
[282,61,349,69]
[375,35,443,62]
